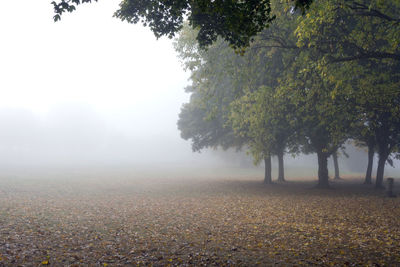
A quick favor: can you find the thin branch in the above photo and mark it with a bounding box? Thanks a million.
[251,43,299,51]
[347,2,400,23]
[328,52,400,63]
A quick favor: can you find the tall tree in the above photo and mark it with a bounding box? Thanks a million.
[175,25,246,152]
[278,51,351,188]
[176,8,299,183]
[326,56,400,188]
[358,67,400,189]
[175,25,278,182]
[230,85,297,183]
[353,134,376,184]
[295,0,400,188]
[228,2,302,183]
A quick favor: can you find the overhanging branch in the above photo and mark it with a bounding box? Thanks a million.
[328,52,400,63]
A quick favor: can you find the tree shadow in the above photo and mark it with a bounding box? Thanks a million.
[205,177,397,198]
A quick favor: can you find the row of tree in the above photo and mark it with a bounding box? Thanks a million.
[175,0,400,188]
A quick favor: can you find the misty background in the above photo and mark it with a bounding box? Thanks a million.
[0,0,398,179]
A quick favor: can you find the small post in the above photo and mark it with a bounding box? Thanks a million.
[386,178,396,198]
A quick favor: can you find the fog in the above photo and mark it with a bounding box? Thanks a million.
[0,0,398,179]
[0,0,264,178]
[0,105,246,169]
[0,0,199,173]
[1,101,398,179]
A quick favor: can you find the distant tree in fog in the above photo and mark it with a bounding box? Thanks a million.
[175,14,299,184]
[175,26,246,154]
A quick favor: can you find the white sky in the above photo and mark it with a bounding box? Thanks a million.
[0,0,214,168]
[0,0,189,133]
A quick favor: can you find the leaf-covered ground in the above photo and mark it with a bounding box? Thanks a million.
[0,173,399,266]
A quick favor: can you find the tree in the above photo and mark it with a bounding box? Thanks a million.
[356,66,400,189]
[353,132,376,184]
[278,48,352,188]
[331,150,340,180]
[170,0,399,189]
[178,87,243,152]
[52,0,313,48]
[228,3,303,183]
[295,0,400,188]
[174,24,279,183]
[230,85,296,183]
[175,14,299,184]
[364,139,375,185]
[175,25,246,153]
[326,53,400,188]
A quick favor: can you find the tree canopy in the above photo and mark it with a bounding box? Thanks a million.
[52,0,313,48]
[176,0,400,188]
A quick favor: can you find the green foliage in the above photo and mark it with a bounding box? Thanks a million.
[176,8,299,165]
[294,0,400,186]
[175,0,400,187]
[230,85,295,164]
[295,0,400,62]
[175,26,246,152]
[279,57,348,156]
[52,0,313,48]
[51,0,97,22]
[53,0,400,185]
[228,4,303,164]
[178,89,242,152]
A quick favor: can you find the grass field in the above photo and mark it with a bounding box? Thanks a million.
[0,171,399,266]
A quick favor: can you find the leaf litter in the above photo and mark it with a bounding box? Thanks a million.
[0,175,399,266]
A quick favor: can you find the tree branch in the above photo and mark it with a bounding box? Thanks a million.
[328,51,400,63]
[251,44,299,51]
[347,2,400,23]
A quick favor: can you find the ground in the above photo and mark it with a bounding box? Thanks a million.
[0,171,399,266]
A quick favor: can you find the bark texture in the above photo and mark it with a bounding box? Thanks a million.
[317,151,330,188]
[375,153,387,189]
[332,152,340,180]
[364,143,374,184]
[277,150,285,182]
[264,155,272,184]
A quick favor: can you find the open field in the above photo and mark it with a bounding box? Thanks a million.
[1,172,400,266]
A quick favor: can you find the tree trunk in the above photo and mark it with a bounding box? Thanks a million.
[364,142,374,185]
[316,151,330,188]
[264,155,272,184]
[375,152,388,189]
[277,150,285,182]
[332,151,340,180]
